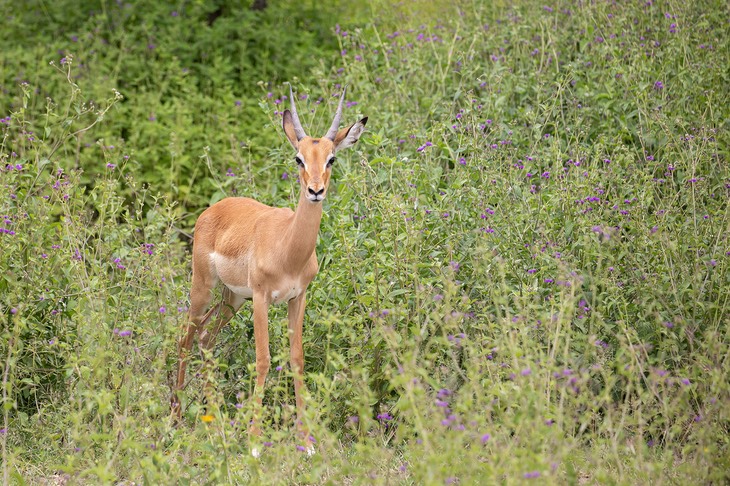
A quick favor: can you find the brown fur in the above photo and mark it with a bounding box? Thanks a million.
[172,96,367,453]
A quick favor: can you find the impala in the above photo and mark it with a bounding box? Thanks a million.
[171,85,367,456]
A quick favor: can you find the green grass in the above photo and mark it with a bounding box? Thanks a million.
[1,0,728,483]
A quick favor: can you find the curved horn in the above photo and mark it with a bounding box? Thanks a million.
[288,84,307,141]
[324,85,347,141]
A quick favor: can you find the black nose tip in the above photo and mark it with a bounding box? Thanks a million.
[308,187,324,197]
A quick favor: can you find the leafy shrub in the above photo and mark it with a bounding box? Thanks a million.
[0,0,728,483]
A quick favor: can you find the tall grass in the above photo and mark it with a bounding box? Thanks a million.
[1,0,728,483]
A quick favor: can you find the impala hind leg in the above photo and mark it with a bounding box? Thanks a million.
[199,287,246,401]
[171,262,217,421]
[171,319,199,421]
[287,292,314,454]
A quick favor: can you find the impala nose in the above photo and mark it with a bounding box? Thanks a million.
[308,187,324,198]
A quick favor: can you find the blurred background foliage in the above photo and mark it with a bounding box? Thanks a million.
[0,0,728,483]
[1,0,461,217]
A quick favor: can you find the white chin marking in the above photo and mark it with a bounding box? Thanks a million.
[251,447,260,458]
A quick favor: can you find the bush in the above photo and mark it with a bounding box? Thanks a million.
[1,0,728,483]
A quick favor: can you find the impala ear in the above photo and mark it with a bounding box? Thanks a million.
[282,110,300,149]
[333,117,368,152]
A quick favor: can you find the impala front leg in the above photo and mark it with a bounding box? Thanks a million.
[288,291,313,453]
[250,292,271,446]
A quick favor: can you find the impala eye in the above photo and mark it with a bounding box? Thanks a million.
[295,156,304,167]
[327,157,336,167]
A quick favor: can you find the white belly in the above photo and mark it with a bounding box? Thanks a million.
[210,251,252,297]
[210,251,305,304]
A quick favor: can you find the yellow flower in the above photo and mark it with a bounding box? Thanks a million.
[201,414,214,423]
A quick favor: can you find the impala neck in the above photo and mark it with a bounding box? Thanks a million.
[283,188,323,271]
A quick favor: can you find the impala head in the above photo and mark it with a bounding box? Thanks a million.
[283,85,368,202]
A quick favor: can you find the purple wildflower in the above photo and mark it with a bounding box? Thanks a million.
[595,339,609,349]
[417,141,433,152]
